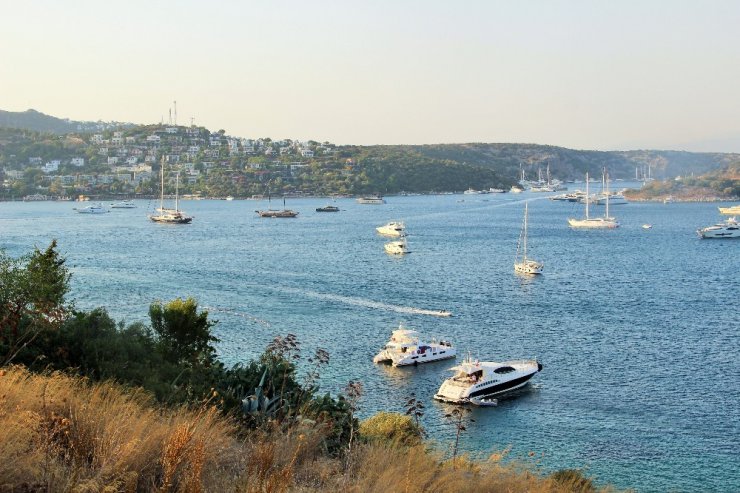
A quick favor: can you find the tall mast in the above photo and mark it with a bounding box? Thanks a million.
[585,172,590,220]
[605,170,610,219]
[175,172,180,213]
[159,157,165,212]
[523,202,528,261]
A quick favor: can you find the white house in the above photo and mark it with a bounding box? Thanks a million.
[300,149,314,158]
[125,156,138,165]
[107,156,119,165]
[146,135,161,144]
[165,127,178,134]
[42,160,60,173]
[70,157,85,167]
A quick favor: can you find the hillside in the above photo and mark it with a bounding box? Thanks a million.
[0,109,739,197]
[0,108,131,134]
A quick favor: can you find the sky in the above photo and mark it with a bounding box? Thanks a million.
[2,1,740,152]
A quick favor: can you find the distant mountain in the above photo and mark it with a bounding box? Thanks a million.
[354,143,740,181]
[0,109,133,134]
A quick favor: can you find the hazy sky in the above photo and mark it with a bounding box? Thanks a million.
[2,1,740,151]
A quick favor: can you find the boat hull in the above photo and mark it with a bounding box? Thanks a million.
[514,260,543,275]
[568,217,619,229]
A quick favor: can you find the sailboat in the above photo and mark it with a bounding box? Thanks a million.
[514,202,543,275]
[256,194,298,218]
[149,158,192,224]
[567,171,619,229]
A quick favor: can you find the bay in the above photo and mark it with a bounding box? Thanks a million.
[2,187,738,493]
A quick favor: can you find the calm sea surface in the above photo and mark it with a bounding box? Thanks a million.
[2,186,738,492]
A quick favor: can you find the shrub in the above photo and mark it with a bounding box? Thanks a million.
[360,411,423,447]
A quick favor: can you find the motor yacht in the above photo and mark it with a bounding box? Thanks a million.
[316,205,339,212]
[697,217,740,238]
[718,205,740,215]
[376,221,405,237]
[593,192,629,205]
[74,203,109,214]
[357,195,385,204]
[384,237,409,255]
[434,356,542,404]
[373,323,456,367]
[110,200,136,208]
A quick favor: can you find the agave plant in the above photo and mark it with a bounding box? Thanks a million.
[241,367,282,417]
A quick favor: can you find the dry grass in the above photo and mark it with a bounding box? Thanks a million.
[0,367,620,492]
[0,366,242,492]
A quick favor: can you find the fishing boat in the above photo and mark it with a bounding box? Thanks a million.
[373,323,456,367]
[514,202,543,275]
[149,159,192,224]
[568,171,619,229]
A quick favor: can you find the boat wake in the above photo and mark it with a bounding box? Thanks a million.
[279,287,451,317]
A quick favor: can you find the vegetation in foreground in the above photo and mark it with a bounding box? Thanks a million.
[0,242,617,492]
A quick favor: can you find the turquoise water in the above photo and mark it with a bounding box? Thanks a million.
[2,189,738,492]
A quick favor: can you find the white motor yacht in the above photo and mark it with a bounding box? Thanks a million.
[376,221,405,237]
[697,217,740,238]
[110,200,136,209]
[357,195,385,204]
[74,203,109,214]
[434,356,542,405]
[593,192,629,205]
[373,323,456,367]
[384,237,409,255]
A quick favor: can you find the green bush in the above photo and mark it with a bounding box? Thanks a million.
[360,411,423,447]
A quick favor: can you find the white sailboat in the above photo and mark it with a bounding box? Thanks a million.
[149,158,192,224]
[514,202,543,275]
[568,171,619,229]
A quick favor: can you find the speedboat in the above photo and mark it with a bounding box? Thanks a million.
[697,217,740,238]
[384,237,409,255]
[718,205,740,215]
[642,224,653,229]
[74,203,109,214]
[357,195,385,204]
[316,205,339,212]
[434,356,542,405]
[376,221,405,237]
[373,323,456,367]
[110,200,136,208]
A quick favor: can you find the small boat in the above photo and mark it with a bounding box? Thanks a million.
[510,186,524,193]
[74,203,109,214]
[316,205,340,212]
[718,205,740,215]
[373,323,456,367]
[697,217,740,239]
[256,196,298,218]
[376,221,405,237]
[384,237,409,255]
[110,200,136,209]
[225,196,234,201]
[434,355,542,405]
[433,310,452,317]
[463,188,481,195]
[357,195,385,204]
[514,202,543,275]
[593,192,629,205]
[642,224,653,229]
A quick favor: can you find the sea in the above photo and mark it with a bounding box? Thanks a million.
[2,185,738,493]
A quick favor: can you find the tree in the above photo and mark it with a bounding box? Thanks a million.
[0,240,70,365]
[149,298,218,367]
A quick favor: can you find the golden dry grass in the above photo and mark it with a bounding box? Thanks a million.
[0,367,620,493]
